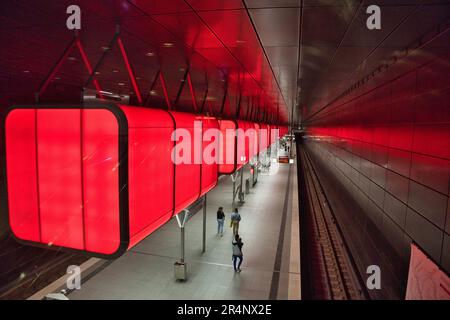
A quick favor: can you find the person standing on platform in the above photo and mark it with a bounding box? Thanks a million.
[217,207,225,237]
[230,208,241,235]
[232,234,244,272]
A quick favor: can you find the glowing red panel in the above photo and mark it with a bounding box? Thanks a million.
[250,122,258,159]
[219,120,237,174]
[4,105,124,257]
[36,109,84,249]
[4,104,223,258]
[5,109,40,242]
[120,106,175,247]
[254,123,260,156]
[170,111,202,214]
[259,123,268,153]
[82,109,121,254]
[270,125,280,146]
[240,121,258,161]
[236,120,247,169]
[200,117,219,195]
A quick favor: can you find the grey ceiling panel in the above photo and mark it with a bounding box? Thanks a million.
[247,6,301,122]
[249,8,300,46]
[245,0,450,123]
[245,0,301,9]
[265,46,299,66]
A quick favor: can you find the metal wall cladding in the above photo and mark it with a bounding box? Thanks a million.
[305,49,450,298]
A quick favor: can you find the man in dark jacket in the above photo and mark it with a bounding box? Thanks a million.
[230,208,241,235]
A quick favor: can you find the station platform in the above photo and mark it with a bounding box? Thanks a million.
[68,155,300,300]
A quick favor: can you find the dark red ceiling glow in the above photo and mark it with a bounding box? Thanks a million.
[0,0,289,123]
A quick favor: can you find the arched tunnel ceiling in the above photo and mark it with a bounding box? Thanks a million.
[0,0,290,123]
[2,1,450,125]
[245,0,450,124]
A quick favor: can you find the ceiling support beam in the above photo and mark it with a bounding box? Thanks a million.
[235,92,243,119]
[219,79,228,117]
[76,38,103,100]
[117,37,143,105]
[200,73,209,114]
[159,72,172,110]
[36,32,103,103]
[143,70,161,107]
[174,68,190,109]
[187,72,198,113]
[84,25,120,95]
[35,35,76,103]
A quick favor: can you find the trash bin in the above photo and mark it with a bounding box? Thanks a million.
[174,261,187,281]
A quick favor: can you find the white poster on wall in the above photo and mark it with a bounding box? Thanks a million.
[405,243,450,300]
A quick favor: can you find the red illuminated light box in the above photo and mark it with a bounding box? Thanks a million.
[218,121,281,175]
[218,119,237,174]
[2,104,218,258]
[3,103,283,258]
[199,116,219,196]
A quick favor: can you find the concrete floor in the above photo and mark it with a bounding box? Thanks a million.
[69,149,300,300]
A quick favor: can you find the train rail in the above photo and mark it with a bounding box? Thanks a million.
[298,144,364,300]
[0,236,87,300]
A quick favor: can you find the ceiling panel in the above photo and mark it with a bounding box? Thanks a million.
[129,0,191,15]
[247,6,300,123]
[305,0,450,118]
[186,0,244,11]
[245,0,301,8]
[0,0,289,123]
[3,0,448,125]
[248,7,300,46]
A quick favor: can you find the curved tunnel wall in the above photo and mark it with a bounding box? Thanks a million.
[304,50,450,299]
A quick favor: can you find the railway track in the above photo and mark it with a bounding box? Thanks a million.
[299,145,364,300]
[0,236,87,300]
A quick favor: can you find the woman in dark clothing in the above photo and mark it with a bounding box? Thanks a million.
[217,207,225,236]
[232,234,244,272]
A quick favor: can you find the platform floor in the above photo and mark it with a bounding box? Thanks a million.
[69,153,300,300]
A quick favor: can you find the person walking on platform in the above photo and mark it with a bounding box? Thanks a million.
[232,234,244,272]
[217,206,225,236]
[230,208,241,235]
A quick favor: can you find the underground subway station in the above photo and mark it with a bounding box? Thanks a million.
[0,0,449,311]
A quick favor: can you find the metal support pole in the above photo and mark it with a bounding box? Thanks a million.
[202,195,207,253]
[289,135,293,159]
[240,167,244,197]
[174,209,188,280]
[238,167,245,204]
[180,226,185,263]
[232,174,236,209]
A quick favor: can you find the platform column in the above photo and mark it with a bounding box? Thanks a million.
[174,210,189,281]
[202,195,207,253]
